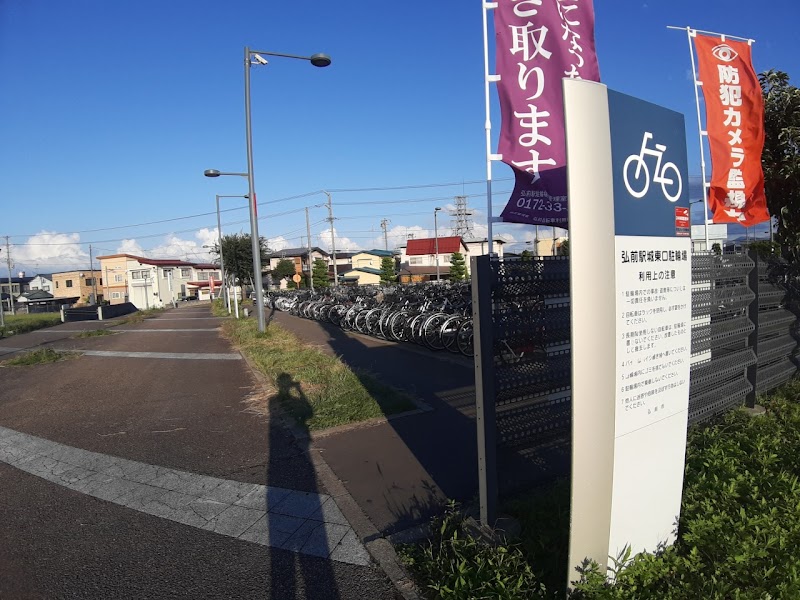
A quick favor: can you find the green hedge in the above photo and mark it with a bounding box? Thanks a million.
[403,380,800,599]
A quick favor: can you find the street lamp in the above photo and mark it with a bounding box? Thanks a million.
[205,47,331,333]
[434,207,442,282]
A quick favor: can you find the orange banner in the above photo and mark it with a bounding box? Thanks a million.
[694,34,769,226]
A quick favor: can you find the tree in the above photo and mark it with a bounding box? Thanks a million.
[760,70,800,260]
[273,259,297,281]
[711,242,722,256]
[208,233,269,286]
[558,239,570,256]
[379,256,396,284]
[520,249,533,261]
[449,252,467,281]
[312,259,330,288]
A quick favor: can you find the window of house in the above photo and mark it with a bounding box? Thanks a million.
[32,286,39,291]
[111,292,121,299]
[410,257,422,265]
[132,270,147,279]
[85,278,94,286]
[163,268,173,279]
[100,278,103,285]
[66,280,73,288]
[43,285,50,291]
[56,281,60,289]
[180,268,191,278]
[115,274,124,282]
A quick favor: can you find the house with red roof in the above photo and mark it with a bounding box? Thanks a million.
[397,236,505,282]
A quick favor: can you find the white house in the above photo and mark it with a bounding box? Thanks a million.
[97,254,221,309]
[27,274,54,293]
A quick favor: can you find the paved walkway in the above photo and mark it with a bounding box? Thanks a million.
[0,305,400,599]
[0,425,368,565]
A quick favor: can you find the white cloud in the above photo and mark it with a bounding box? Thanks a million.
[9,231,88,274]
[269,236,290,251]
[117,239,144,255]
[317,226,362,252]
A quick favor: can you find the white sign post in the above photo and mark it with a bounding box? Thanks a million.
[564,79,692,582]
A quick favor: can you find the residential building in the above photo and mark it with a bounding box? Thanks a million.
[266,247,330,281]
[27,274,54,293]
[338,249,393,285]
[399,237,469,283]
[97,254,222,308]
[0,273,34,311]
[52,270,101,305]
[16,290,60,314]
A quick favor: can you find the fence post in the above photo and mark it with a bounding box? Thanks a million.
[745,249,760,408]
[471,254,498,527]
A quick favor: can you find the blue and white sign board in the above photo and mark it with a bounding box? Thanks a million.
[564,79,692,583]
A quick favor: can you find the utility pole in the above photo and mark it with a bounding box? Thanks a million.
[5,236,14,315]
[0,247,4,327]
[325,191,338,286]
[89,244,98,304]
[380,218,390,251]
[305,206,314,292]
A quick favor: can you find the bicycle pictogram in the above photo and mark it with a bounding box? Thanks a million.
[623,132,682,202]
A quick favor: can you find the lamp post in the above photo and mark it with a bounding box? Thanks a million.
[205,47,331,333]
[434,207,442,282]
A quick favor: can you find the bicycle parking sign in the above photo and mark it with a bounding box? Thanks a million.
[608,90,690,237]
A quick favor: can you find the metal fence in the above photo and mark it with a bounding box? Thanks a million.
[472,251,799,523]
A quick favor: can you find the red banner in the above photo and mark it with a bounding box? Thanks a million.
[694,34,769,226]
[208,274,215,293]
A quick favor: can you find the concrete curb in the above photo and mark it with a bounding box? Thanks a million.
[225,323,422,600]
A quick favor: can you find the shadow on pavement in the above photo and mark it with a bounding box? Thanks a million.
[280,313,569,536]
[267,372,341,600]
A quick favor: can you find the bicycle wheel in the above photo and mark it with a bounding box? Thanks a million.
[365,309,383,337]
[389,312,410,342]
[441,316,465,353]
[457,319,474,357]
[423,313,449,350]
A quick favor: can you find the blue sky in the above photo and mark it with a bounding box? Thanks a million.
[1,0,797,273]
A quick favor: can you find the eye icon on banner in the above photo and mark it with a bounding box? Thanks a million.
[622,132,683,202]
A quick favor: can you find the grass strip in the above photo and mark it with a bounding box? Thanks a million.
[0,313,62,337]
[115,308,163,326]
[2,347,76,366]
[74,329,116,338]
[222,316,416,431]
[402,378,800,599]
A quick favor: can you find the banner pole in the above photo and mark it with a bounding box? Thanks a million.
[684,27,712,251]
[482,1,497,255]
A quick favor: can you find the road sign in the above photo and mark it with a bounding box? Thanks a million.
[292,274,301,284]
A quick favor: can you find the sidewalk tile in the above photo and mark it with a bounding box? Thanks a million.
[238,512,305,546]
[308,497,350,526]
[203,505,263,537]
[329,530,371,566]
[234,485,291,510]
[271,490,329,519]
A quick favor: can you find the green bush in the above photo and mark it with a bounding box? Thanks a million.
[401,502,547,599]
[405,380,800,599]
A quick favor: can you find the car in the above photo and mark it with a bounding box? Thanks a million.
[181,295,199,302]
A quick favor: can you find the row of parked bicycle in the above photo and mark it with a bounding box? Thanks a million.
[268,283,475,356]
